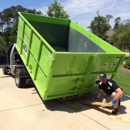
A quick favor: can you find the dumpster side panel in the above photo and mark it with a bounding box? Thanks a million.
[44,53,95,100]
[16,14,55,98]
[44,53,125,100]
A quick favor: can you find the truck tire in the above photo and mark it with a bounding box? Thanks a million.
[15,69,25,88]
[2,67,8,75]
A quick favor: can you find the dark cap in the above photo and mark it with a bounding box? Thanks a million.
[99,73,107,78]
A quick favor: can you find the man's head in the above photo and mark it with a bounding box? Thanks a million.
[99,73,107,84]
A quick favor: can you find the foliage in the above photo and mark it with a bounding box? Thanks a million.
[106,15,113,23]
[0,35,6,46]
[113,17,121,30]
[47,0,69,19]
[111,19,130,51]
[9,22,18,45]
[89,15,111,41]
[124,58,130,69]
[0,5,42,46]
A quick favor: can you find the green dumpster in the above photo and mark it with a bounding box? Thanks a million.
[16,12,125,100]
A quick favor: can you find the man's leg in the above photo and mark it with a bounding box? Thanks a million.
[102,94,113,104]
[102,92,123,114]
[111,92,118,109]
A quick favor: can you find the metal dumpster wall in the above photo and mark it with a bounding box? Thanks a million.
[44,53,95,100]
[16,15,55,98]
[16,12,125,101]
[29,21,69,51]
[81,53,124,95]
[42,53,124,100]
[68,27,105,52]
[69,21,125,54]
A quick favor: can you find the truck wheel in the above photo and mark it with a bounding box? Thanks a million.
[15,70,25,88]
[2,67,8,75]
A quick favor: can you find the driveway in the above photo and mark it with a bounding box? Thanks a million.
[0,69,130,130]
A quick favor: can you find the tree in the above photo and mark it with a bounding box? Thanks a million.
[2,27,12,46]
[9,22,18,46]
[89,15,111,41]
[113,17,121,30]
[106,14,113,24]
[112,19,130,55]
[0,12,4,31]
[47,0,69,19]
[0,35,6,46]
[0,5,42,46]
[26,9,42,15]
[1,5,42,28]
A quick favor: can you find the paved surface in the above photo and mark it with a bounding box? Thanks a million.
[0,69,130,130]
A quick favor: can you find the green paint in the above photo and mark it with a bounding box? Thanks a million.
[16,12,125,100]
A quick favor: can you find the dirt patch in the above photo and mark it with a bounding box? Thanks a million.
[119,65,130,73]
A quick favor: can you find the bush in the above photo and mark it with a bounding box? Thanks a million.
[122,56,129,65]
[124,56,130,60]
[124,58,130,69]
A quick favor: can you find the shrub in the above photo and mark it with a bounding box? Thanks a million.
[124,58,130,69]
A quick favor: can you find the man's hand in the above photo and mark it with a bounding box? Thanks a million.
[109,99,117,106]
[94,97,100,102]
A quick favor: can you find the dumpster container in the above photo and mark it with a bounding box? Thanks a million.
[16,12,125,100]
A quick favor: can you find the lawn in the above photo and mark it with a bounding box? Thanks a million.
[113,70,130,95]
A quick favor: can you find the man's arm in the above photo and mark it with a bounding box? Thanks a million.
[110,80,123,100]
[96,89,103,99]
[114,88,123,100]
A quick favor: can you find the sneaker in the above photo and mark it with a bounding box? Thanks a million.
[111,108,118,115]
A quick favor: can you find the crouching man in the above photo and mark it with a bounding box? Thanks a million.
[95,73,123,114]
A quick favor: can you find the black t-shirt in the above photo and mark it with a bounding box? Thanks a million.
[98,79,119,95]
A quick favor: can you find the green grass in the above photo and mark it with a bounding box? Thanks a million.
[113,70,130,95]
